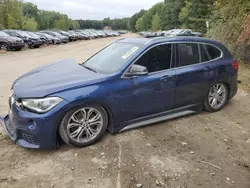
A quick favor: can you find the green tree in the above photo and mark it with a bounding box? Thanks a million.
[179,0,213,33]
[55,16,70,30]
[130,9,146,32]
[207,0,250,61]
[22,2,39,19]
[70,20,80,30]
[161,0,185,30]
[23,17,38,31]
[151,13,161,31]
[135,17,145,31]
[0,0,23,29]
[141,11,152,30]
[141,3,164,31]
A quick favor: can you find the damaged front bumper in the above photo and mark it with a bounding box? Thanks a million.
[0,115,40,149]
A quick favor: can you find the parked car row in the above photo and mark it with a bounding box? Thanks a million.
[117,30,128,34]
[139,29,203,38]
[0,29,122,51]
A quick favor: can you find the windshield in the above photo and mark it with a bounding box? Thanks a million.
[61,31,69,35]
[83,42,142,74]
[27,32,39,38]
[39,33,52,38]
[43,33,52,39]
[49,32,61,37]
[18,31,30,37]
[0,31,9,37]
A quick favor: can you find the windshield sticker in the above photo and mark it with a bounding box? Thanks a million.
[122,47,139,59]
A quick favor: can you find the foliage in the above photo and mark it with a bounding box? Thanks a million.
[23,17,38,31]
[22,2,39,20]
[135,17,144,31]
[207,0,250,61]
[179,0,214,33]
[161,0,185,30]
[132,2,164,32]
[141,11,153,31]
[54,16,70,30]
[151,13,161,31]
[77,17,129,30]
[129,9,146,32]
[70,20,80,30]
[0,0,23,29]
[0,0,130,31]
[239,14,250,44]
[1,0,250,63]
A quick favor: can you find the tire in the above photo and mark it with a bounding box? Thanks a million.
[0,43,9,51]
[59,104,108,147]
[203,83,229,112]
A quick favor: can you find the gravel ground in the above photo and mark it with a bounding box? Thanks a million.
[0,34,249,188]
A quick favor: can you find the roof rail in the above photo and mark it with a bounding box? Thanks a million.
[115,38,125,42]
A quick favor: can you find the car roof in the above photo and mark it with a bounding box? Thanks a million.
[117,36,224,47]
[117,36,232,58]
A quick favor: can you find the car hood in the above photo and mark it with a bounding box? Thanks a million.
[12,59,109,98]
[0,36,22,42]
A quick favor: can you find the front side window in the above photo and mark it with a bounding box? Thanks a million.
[200,44,221,62]
[83,42,142,74]
[135,44,172,73]
[176,43,200,67]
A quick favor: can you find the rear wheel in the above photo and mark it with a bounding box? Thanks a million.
[0,43,9,51]
[204,83,228,112]
[59,104,108,147]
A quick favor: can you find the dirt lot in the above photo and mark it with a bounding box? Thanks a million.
[0,34,249,188]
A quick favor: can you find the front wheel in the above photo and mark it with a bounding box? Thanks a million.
[0,43,9,51]
[204,83,229,112]
[59,104,108,147]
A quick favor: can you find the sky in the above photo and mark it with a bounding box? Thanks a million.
[24,0,164,20]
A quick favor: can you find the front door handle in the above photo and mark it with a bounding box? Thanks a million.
[160,75,171,81]
[203,66,212,71]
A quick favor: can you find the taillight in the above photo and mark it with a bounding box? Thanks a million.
[232,60,239,71]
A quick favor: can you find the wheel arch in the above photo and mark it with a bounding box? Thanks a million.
[55,100,115,145]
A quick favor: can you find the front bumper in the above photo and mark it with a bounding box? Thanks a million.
[62,39,69,43]
[0,115,40,148]
[8,43,25,50]
[28,40,42,47]
[0,99,69,149]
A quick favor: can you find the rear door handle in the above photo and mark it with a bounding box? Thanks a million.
[203,66,212,71]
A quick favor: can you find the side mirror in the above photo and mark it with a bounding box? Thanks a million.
[125,65,148,77]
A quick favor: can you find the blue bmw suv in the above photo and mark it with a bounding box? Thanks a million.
[0,37,238,149]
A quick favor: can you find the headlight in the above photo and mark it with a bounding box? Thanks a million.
[22,97,63,113]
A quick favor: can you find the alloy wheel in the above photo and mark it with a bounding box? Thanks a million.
[208,83,227,110]
[0,44,8,51]
[66,107,103,143]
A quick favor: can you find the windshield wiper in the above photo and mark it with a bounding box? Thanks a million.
[81,64,97,73]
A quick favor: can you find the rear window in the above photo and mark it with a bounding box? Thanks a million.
[200,44,221,62]
[177,43,200,67]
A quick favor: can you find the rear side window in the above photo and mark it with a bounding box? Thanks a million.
[200,44,221,62]
[176,43,200,67]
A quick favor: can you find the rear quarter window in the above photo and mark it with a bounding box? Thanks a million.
[200,44,222,62]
